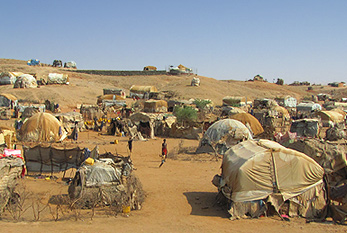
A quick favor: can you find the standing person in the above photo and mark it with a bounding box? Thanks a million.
[159,139,167,168]
[71,122,79,142]
[128,136,133,154]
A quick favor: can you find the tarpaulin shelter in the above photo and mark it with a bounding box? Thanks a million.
[103,88,126,99]
[191,77,200,86]
[18,112,67,142]
[290,119,320,137]
[297,102,322,112]
[23,144,85,174]
[0,93,17,108]
[13,74,37,88]
[68,156,144,211]
[196,119,253,155]
[275,96,297,108]
[97,94,126,104]
[314,110,345,126]
[214,139,326,219]
[47,73,69,84]
[229,113,264,136]
[0,72,23,85]
[54,112,85,133]
[144,100,168,113]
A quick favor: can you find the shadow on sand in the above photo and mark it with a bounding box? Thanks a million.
[183,192,229,218]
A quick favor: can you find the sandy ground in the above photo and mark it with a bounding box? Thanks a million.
[1,59,347,231]
[1,131,346,233]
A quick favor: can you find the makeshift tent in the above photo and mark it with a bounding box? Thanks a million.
[54,112,85,133]
[290,119,320,137]
[97,94,126,104]
[80,105,104,121]
[18,112,66,142]
[130,85,158,98]
[68,155,144,211]
[214,139,326,219]
[13,74,37,88]
[129,112,155,139]
[0,126,16,149]
[191,77,200,86]
[64,61,77,68]
[297,102,322,112]
[103,88,126,99]
[314,110,345,126]
[0,72,23,85]
[0,157,24,212]
[0,93,17,108]
[275,96,297,108]
[196,119,253,155]
[143,66,157,71]
[229,113,264,136]
[144,100,168,113]
[47,73,69,84]
[23,145,85,174]
[222,96,246,107]
[21,107,39,119]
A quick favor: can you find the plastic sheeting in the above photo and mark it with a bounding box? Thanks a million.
[13,74,37,88]
[47,73,69,84]
[197,119,252,155]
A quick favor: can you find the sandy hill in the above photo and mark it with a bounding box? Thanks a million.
[0,59,345,108]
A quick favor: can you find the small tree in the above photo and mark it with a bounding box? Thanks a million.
[173,106,197,126]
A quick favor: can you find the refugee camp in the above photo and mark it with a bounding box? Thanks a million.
[1,1,347,233]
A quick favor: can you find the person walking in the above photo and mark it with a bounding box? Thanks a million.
[159,139,167,168]
[128,136,133,154]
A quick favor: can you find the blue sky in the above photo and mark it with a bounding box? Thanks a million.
[1,0,347,84]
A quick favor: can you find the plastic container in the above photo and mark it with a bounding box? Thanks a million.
[85,157,95,166]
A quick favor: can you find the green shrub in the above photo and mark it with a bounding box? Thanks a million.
[193,99,212,109]
[173,106,197,125]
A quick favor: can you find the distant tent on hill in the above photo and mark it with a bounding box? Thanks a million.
[13,74,37,88]
[0,72,24,85]
[18,113,67,142]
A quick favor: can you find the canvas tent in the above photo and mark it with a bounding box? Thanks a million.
[229,113,264,136]
[0,93,17,108]
[214,139,326,219]
[13,74,37,88]
[130,85,158,98]
[47,73,69,84]
[0,72,23,85]
[18,112,67,142]
[196,119,253,155]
